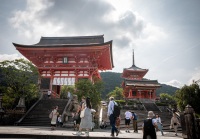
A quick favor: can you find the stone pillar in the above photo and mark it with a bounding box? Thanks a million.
[184,105,198,139]
[16,97,26,111]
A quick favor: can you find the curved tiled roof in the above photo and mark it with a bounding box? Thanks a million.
[124,64,148,71]
[36,35,104,45]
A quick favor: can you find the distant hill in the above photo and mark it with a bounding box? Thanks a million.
[100,72,179,98]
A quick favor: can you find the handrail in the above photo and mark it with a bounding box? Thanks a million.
[15,91,43,125]
[154,102,162,112]
[61,97,72,123]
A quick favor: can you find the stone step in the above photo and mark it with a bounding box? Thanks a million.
[19,99,69,126]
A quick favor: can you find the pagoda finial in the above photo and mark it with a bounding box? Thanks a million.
[132,49,135,66]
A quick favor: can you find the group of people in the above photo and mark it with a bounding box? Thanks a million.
[49,95,180,138]
[72,96,93,136]
[124,110,138,133]
[142,111,180,139]
[49,96,93,137]
[107,97,138,137]
[107,96,180,139]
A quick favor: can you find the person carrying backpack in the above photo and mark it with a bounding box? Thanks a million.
[142,111,158,139]
[107,96,119,137]
[131,111,138,133]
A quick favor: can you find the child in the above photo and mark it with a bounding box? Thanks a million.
[57,115,62,127]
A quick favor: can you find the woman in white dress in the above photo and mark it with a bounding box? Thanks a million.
[50,106,59,130]
[73,97,93,136]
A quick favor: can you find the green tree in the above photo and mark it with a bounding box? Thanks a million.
[175,84,200,114]
[60,85,75,99]
[75,79,103,110]
[106,87,124,100]
[159,93,176,107]
[160,93,174,102]
[0,59,39,109]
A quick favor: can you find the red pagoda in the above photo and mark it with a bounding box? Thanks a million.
[13,35,114,97]
[121,50,160,101]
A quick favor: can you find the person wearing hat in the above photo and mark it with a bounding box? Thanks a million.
[142,111,158,139]
[170,113,180,136]
[107,96,119,137]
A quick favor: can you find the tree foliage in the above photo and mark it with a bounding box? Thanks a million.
[75,79,103,110]
[106,87,124,100]
[160,93,174,101]
[60,85,75,99]
[0,59,39,109]
[159,93,176,107]
[175,83,200,114]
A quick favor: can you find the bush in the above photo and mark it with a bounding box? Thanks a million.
[115,100,126,106]
[156,102,168,106]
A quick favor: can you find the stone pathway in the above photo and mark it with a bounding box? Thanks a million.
[0,126,183,139]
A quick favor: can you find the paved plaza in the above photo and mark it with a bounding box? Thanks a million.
[0,126,183,139]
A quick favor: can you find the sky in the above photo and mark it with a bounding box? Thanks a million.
[0,0,200,88]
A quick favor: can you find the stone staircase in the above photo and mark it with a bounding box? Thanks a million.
[17,99,68,126]
[142,103,160,111]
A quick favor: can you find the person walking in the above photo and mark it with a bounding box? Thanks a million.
[132,111,138,133]
[115,116,121,133]
[155,114,164,136]
[73,97,93,137]
[72,105,81,131]
[50,106,59,130]
[107,96,119,137]
[47,89,52,99]
[124,110,132,133]
[142,111,158,139]
[170,113,180,136]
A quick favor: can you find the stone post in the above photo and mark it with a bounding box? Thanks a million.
[16,97,26,111]
[184,105,198,139]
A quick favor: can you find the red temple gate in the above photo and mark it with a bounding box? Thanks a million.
[13,35,114,98]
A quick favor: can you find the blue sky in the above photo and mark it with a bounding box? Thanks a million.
[0,0,200,88]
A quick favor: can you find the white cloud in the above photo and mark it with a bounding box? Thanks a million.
[188,67,200,85]
[3,0,199,87]
[141,23,168,43]
[0,54,23,62]
[163,80,183,88]
[9,0,64,40]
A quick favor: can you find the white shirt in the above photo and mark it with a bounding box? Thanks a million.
[58,116,62,122]
[125,111,132,119]
[156,117,162,124]
[107,100,117,116]
[48,90,51,95]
